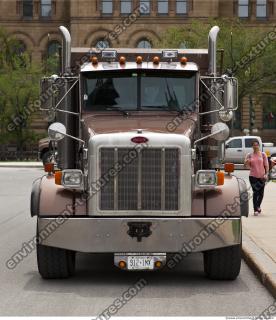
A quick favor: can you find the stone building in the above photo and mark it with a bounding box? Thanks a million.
[0,0,276,141]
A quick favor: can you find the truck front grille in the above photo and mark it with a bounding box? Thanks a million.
[99,147,179,211]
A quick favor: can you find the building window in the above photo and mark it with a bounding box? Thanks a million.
[233,110,241,129]
[140,0,150,15]
[158,0,168,15]
[41,0,52,17]
[121,0,132,14]
[95,39,110,50]
[238,0,249,18]
[46,40,60,73]
[263,95,276,129]
[102,0,113,15]
[47,41,60,57]
[256,0,267,18]
[137,39,152,48]
[176,0,187,14]
[22,0,33,18]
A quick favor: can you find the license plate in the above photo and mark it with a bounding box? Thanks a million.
[127,256,154,270]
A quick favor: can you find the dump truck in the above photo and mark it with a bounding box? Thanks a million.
[31,25,248,280]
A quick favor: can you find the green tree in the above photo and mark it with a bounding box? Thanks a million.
[0,28,42,159]
[158,19,276,101]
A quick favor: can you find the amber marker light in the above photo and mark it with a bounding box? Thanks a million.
[91,56,98,66]
[55,171,62,185]
[119,56,126,65]
[224,163,235,174]
[180,56,188,65]
[136,56,143,64]
[216,170,225,186]
[44,163,54,174]
[118,261,126,269]
[155,261,162,269]
[153,56,160,65]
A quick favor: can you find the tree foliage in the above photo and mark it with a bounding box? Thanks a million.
[158,19,276,101]
[0,28,43,157]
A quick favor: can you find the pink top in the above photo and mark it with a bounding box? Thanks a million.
[246,152,269,178]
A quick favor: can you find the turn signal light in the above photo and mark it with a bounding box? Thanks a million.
[216,171,225,186]
[155,261,162,269]
[55,171,62,185]
[119,56,126,65]
[224,163,235,173]
[44,163,54,174]
[118,261,126,269]
[153,56,160,65]
[91,56,98,66]
[136,56,143,64]
[180,56,188,65]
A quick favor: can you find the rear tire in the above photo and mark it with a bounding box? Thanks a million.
[203,245,241,280]
[37,243,76,279]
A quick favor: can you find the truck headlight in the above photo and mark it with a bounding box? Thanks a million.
[62,170,84,189]
[196,170,217,188]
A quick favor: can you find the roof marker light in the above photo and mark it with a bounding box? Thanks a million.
[180,56,188,65]
[119,56,126,65]
[136,56,143,64]
[91,56,98,66]
[153,56,160,65]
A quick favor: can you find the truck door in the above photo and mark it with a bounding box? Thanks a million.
[225,138,243,163]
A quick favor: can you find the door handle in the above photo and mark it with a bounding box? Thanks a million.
[237,150,242,152]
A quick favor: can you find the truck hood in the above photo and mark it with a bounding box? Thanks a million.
[82,112,198,139]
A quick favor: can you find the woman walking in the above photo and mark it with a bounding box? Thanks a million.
[244,140,269,216]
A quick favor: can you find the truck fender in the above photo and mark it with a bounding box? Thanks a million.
[205,175,247,217]
[36,175,86,217]
[192,175,248,217]
[30,177,42,217]
[236,177,249,217]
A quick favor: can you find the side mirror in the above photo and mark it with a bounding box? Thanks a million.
[211,122,230,142]
[223,76,238,111]
[48,122,66,141]
[225,144,229,149]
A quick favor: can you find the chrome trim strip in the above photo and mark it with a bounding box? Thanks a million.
[114,148,118,211]
[161,148,166,211]
[137,149,142,211]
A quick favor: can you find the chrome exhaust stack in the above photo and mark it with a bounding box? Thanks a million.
[57,26,75,169]
[59,26,72,75]
[208,26,220,77]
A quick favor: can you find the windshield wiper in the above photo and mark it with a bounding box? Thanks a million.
[105,106,129,117]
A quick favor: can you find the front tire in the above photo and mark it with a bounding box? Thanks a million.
[37,243,76,279]
[203,245,241,280]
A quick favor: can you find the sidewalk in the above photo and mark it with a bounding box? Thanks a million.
[0,162,42,168]
[242,179,276,298]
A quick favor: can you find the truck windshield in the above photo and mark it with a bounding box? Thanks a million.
[82,70,196,112]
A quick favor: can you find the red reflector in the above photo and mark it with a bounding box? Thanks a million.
[131,136,148,144]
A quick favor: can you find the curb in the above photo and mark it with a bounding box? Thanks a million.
[242,233,276,299]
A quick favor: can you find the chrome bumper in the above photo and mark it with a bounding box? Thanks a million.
[37,217,241,253]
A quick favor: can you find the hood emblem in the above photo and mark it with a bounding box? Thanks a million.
[131,136,149,144]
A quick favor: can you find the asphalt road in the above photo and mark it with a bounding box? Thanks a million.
[0,168,274,317]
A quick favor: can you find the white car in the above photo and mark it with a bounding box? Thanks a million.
[224,136,276,164]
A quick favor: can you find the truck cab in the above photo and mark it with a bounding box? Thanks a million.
[31,26,248,280]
